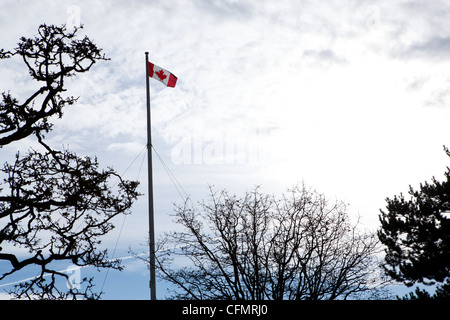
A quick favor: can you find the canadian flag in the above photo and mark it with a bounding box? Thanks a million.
[148,62,177,88]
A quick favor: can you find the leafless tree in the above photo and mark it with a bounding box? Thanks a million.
[151,184,389,300]
[0,24,140,299]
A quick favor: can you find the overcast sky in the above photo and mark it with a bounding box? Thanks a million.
[1,0,450,299]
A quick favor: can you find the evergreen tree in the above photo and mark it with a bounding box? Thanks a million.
[378,147,450,299]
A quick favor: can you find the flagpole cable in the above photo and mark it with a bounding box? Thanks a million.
[151,144,202,222]
[152,145,190,202]
[100,145,147,293]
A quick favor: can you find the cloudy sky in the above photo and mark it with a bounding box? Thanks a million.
[1,0,450,299]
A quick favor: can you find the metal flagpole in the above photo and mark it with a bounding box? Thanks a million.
[145,51,156,300]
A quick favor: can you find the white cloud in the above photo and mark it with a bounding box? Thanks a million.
[2,0,450,227]
[2,0,450,298]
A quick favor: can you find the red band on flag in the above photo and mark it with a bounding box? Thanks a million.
[148,62,177,88]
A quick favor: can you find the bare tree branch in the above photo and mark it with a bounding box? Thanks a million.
[150,184,389,300]
[0,24,139,300]
[0,24,108,147]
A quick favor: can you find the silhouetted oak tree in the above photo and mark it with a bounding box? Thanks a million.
[378,146,450,299]
[0,24,140,299]
[151,185,387,300]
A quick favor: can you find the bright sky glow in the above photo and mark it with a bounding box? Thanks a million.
[1,0,450,299]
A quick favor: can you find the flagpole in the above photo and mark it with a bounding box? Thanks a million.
[145,51,157,300]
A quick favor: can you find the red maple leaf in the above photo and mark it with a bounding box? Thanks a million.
[155,69,167,81]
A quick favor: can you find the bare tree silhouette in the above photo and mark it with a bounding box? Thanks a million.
[148,185,388,300]
[0,24,140,299]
